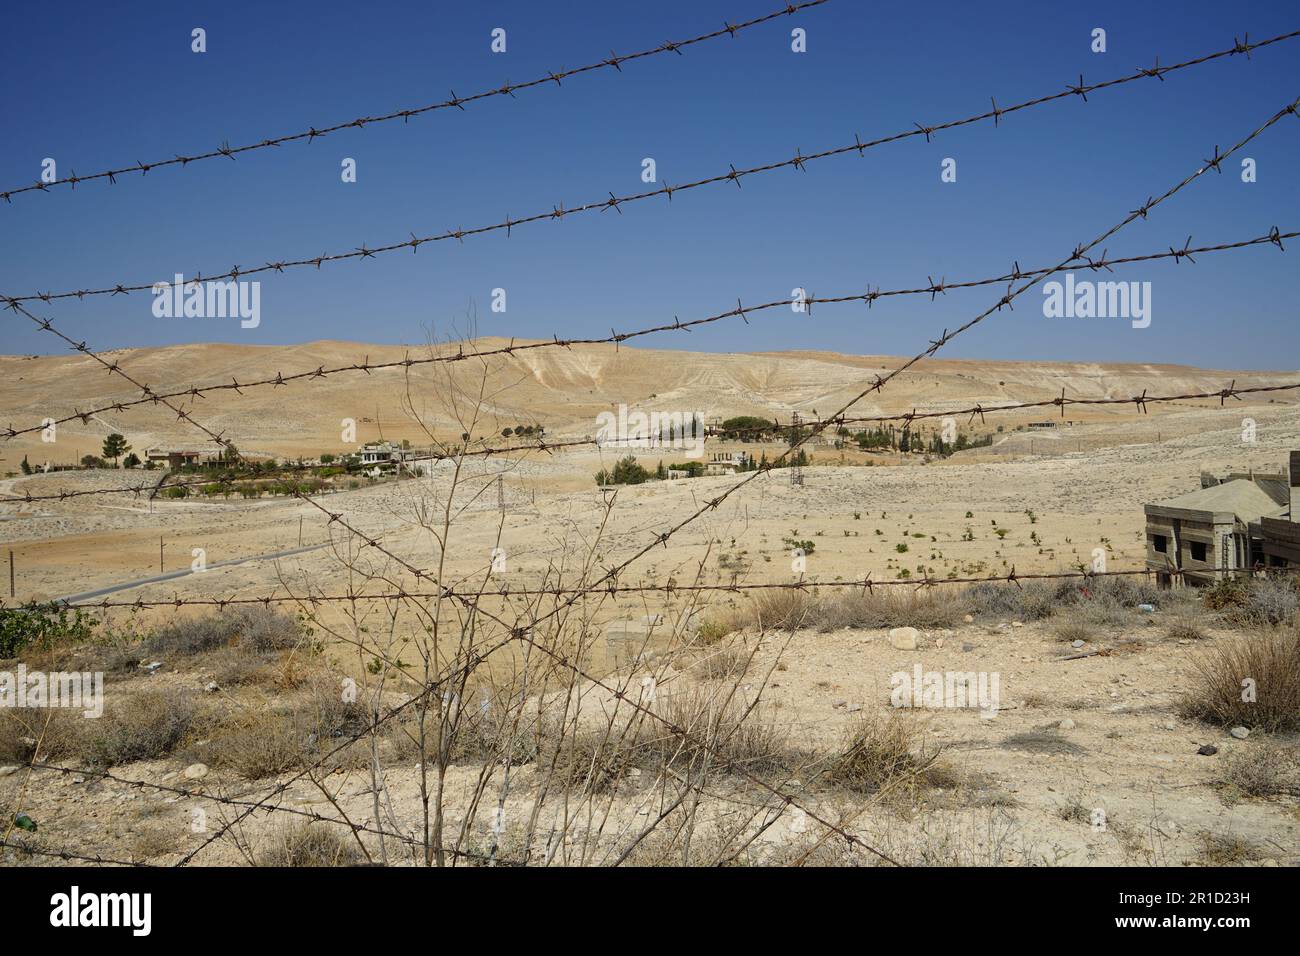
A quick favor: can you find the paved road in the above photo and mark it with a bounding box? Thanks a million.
[56,542,329,603]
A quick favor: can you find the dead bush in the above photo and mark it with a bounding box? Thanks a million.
[0,707,80,764]
[650,688,802,778]
[198,680,368,779]
[1218,743,1300,799]
[144,607,302,658]
[86,689,195,766]
[814,589,959,631]
[828,712,937,794]
[1179,626,1300,732]
[256,820,363,867]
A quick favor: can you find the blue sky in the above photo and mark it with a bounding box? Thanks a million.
[2,0,1297,368]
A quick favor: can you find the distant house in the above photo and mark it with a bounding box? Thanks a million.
[1144,464,1291,587]
[704,450,751,476]
[359,442,398,466]
[144,447,204,469]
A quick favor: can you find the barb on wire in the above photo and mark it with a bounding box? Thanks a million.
[4,227,1292,446]
[7,30,1299,307]
[0,1,830,205]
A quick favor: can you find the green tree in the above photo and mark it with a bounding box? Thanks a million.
[20,455,32,475]
[101,433,130,467]
[123,452,141,469]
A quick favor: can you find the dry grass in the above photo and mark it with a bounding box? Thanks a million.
[1218,743,1300,800]
[196,680,368,779]
[1179,625,1300,732]
[827,712,937,794]
[86,689,196,767]
[1052,620,1095,645]
[1193,830,1266,866]
[256,820,363,867]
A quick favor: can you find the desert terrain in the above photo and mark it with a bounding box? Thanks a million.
[1,339,1297,866]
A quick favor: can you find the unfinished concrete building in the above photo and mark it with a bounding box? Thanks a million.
[1144,463,1291,587]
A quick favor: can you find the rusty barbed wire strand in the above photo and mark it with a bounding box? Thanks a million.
[0,838,150,867]
[0,1,830,206]
[8,372,1298,505]
[6,29,1297,309]
[32,565,1273,612]
[4,227,1292,446]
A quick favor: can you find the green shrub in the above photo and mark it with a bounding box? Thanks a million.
[0,603,95,658]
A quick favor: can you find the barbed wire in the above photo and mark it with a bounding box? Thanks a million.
[26,566,1239,612]
[0,1,829,206]
[3,227,1292,446]
[1,293,231,453]
[6,29,1295,309]
[0,837,149,867]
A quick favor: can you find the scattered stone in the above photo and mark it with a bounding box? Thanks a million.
[832,700,847,709]
[1137,603,1155,613]
[1057,718,1076,730]
[0,766,19,778]
[1162,719,1176,731]
[204,681,219,693]
[846,703,862,714]
[963,614,974,624]
[1071,639,1085,649]
[1197,744,1218,756]
[143,661,163,673]
[935,639,944,648]
[1229,726,1250,740]
[182,763,209,781]
[888,626,919,651]
[1011,621,1024,628]
[961,642,975,652]
[71,774,85,784]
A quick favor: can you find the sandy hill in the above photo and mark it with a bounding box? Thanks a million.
[1,339,1296,463]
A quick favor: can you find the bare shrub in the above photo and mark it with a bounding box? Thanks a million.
[651,688,803,778]
[1179,626,1300,732]
[962,580,1056,621]
[1218,743,1300,799]
[198,680,368,779]
[0,707,80,764]
[87,689,195,766]
[1218,577,1299,628]
[828,712,936,794]
[688,643,750,681]
[144,607,302,658]
[814,589,959,631]
[747,589,815,631]
[1164,614,1207,642]
[1052,620,1095,644]
[1194,831,1266,866]
[256,820,362,867]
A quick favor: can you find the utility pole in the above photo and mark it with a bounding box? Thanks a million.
[790,413,804,487]
[8,550,14,599]
[159,536,164,574]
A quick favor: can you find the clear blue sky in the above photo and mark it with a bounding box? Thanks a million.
[2,0,1297,368]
